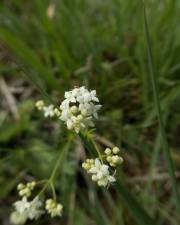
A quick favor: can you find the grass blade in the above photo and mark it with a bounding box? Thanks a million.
[117,181,156,225]
[0,27,59,90]
[142,1,180,212]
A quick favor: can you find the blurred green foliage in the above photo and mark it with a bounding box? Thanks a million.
[0,0,180,224]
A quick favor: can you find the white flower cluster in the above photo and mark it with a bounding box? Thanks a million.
[82,146,123,187]
[11,197,44,224]
[35,87,101,133]
[60,86,101,133]
[45,199,63,217]
[10,181,63,225]
[82,158,116,187]
[35,100,60,118]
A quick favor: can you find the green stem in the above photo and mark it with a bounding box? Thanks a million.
[142,1,180,212]
[50,182,57,201]
[38,142,70,197]
[90,138,103,163]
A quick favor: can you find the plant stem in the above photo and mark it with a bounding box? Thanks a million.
[38,142,70,197]
[50,182,57,201]
[142,1,180,212]
[90,137,103,163]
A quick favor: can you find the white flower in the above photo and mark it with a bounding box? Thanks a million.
[45,199,63,217]
[43,105,55,117]
[14,197,30,214]
[59,86,101,133]
[13,197,44,221]
[35,100,60,118]
[83,158,116,187]
[28,197,44,220]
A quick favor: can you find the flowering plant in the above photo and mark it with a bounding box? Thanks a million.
[10,86,123,224]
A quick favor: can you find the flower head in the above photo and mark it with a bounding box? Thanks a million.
[82,158,116,187]
[59,86,101,133]
[45,199,63,217]
[13,196,44,222]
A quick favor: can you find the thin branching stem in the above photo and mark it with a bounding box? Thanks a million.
[38,142,70,197]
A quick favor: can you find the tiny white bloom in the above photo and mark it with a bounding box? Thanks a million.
[43,105,55,117]
[14,197,30,214]
[13,196,44,221]
[28,197,44,220]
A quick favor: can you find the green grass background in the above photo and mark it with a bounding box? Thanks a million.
[0,0,180,224]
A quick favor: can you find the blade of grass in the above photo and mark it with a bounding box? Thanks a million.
[0,27,59,90]
[117,180,156,225]
[142,0,180,212]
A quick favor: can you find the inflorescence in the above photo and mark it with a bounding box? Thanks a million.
[36,86,101,133]
[11,86,123,224]
[82,146,123,187]
[10,181,63,225]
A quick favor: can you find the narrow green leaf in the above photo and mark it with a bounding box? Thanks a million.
[117,181,156,225]
[142,0,180,213]
[0,27,59,90]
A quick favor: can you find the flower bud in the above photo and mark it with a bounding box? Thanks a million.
[54,108,61,116]
[70,106,78,114]
[90,159,94,164]
[35,100,44,110]
[17,183,24,190]
[106,156,112,162]
[92,174,98,181]
[105,148,111,155]
[112,147,120,154]
[112,155,120,164]
[76,114,83,122]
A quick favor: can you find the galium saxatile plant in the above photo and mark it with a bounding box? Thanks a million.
[10,180,63,225]
[11,86,123,224]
